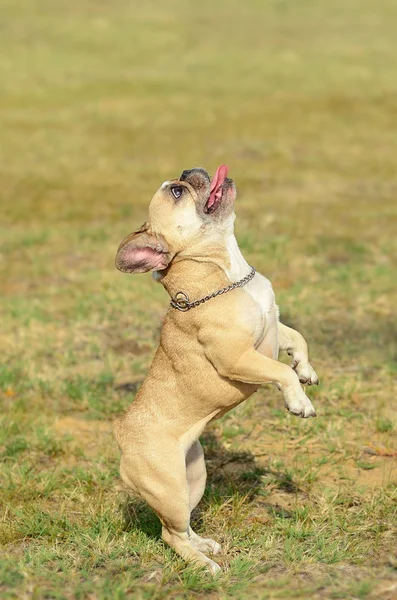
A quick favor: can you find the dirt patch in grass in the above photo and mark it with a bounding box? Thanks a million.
[54,416,114,459]
[217,417,397,492]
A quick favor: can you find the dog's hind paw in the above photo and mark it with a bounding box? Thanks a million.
[189,530,222,555]
[206,558,221,574]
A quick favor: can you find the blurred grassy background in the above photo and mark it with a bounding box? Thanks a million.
[1,0,396,598]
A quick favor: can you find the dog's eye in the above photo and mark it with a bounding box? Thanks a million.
[171,186,183,200]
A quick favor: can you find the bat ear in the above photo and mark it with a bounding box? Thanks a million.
[115,223,170,274]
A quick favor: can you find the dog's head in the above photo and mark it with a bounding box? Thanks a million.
[115,165,236,274]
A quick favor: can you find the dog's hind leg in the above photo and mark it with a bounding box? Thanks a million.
[186,440,207,512]
[278,322,319,386]
[120,443,221,574]
[186,440,222,556]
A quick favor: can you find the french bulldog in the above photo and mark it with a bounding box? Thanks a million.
[114,166,318,573]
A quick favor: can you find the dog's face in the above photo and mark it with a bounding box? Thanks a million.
[115,166,236,274]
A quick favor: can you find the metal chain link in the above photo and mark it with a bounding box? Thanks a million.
[170,266,256,312]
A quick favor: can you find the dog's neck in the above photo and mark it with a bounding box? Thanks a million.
[223,234,250,281]
[158,258,229,301]
[154,234,250,301]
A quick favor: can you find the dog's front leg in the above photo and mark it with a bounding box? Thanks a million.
[278,322,319,386]
[202,335,316,418]
[233,350,316,418]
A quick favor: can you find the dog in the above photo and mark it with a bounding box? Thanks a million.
[114,165,318,574]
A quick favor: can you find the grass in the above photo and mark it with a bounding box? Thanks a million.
[1,0,397,597]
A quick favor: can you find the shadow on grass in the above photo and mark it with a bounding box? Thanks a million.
[121,431,299,540]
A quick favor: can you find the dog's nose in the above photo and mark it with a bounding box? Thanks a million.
[179,168,210,183]
[180,169,193,181]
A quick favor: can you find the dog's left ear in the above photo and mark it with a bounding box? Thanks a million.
[115,223,170,274]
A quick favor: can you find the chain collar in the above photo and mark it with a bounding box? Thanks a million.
[170,266,256,312]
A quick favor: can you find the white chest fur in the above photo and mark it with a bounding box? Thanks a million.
[225,235,279,354]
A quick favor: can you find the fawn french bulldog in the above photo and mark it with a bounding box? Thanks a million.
[114,166,318,573]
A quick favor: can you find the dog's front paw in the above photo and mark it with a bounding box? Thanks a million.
[292,360,319,386]
[284,388,316,418]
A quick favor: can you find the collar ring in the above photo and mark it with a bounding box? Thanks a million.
[171,291,190,312]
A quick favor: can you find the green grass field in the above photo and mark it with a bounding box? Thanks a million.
[1,0,397,598]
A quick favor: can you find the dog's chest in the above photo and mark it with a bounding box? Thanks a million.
[226,237,278,346]
[244,275,277,344]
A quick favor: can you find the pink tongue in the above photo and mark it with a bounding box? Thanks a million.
[208,164,228,209]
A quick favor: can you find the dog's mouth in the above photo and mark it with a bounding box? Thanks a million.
[179,165,233,215]
[205,164,229,214]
